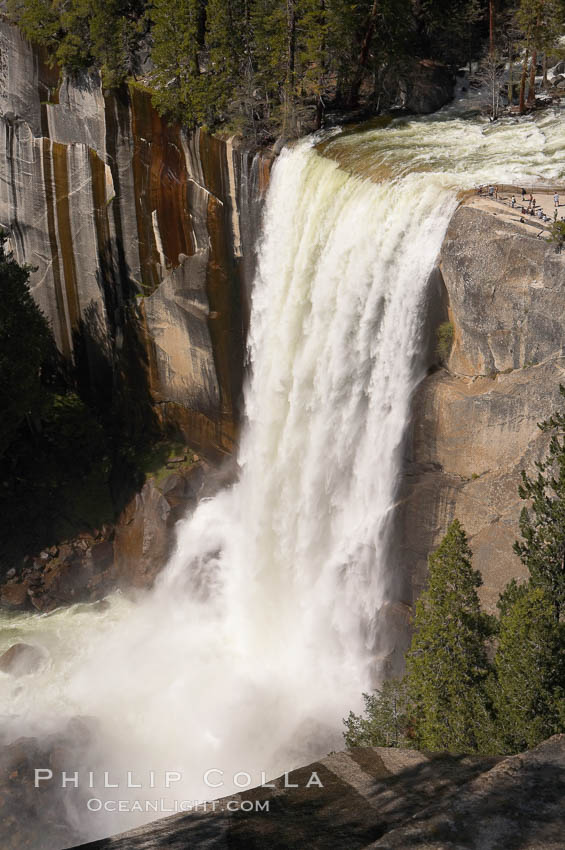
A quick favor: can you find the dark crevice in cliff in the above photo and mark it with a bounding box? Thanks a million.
[41,137,72,359]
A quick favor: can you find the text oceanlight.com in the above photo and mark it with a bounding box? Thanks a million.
[86,798,271,813]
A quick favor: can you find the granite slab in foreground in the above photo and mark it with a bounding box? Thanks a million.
[73,735,565,850]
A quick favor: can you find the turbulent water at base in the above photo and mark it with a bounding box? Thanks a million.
[3,102,565,844]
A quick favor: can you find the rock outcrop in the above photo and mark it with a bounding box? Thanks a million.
[402,202,565,611]
[0,19,272,454]
[0,460,208,610]
[64,736,564,849]
[113,461,206,587]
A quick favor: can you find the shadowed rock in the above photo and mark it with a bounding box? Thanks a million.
[67,736,564,850]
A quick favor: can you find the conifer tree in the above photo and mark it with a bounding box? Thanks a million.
[250,0,289,129]
[493,584,565,751]
[205,0,248,124]
[513,385,565,620]
[6,0,60,52]
[150,0,207,126]
[406,520,493,753]
[343,679,409,748]
[516,0,562,111]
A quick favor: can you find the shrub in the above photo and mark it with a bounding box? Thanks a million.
[436,321,454,364]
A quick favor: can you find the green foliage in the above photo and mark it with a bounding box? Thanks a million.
[8,0,495,132]
[406,520,494,753]
[150,0,207,125]
[0,232,53,457]
[495,576,528,620]
[138,440,196,486]
[343,680,409,748]
[517,0,563,55]
[550,220,565,245]
[7,0,147,87]
[417,0,484,65]
[436,320,454,363]
[513,384,565,618]
[493,584,565,752]
[204,0,249,124]
[6,0,60,50]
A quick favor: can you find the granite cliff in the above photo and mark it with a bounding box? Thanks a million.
[0,18,271,455]
[403,200,565,611]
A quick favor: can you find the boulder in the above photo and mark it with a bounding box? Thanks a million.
[0,643,46,676]
[0,582,30,610]
[397,59,455,114]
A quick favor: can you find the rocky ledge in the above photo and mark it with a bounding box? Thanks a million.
[66,736,564,850]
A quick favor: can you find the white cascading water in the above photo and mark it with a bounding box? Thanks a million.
[3,104,565,843]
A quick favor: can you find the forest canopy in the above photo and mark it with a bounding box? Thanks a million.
[7,1,565,136]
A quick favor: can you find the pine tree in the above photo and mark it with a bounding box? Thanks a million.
[516,0,562,111]
[416,0,483,66]
[493,584,565,752]
[250,0,289,130]
[513,385,565,620]
[343,679,409,748]
[6,0,60,52]
[204,0,248,124]
[8,0,146,85]
[89,0,147,88]
[150,0,207,126]
[406,520,493,753]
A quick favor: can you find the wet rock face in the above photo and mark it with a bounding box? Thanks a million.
[402,205,565,611]
[113,463,206,587]
[0,20,272,455]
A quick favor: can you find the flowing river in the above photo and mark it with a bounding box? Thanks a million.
[2,101,565,844]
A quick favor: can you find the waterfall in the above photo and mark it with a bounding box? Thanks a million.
[5,109,565,843]
[23,141,458,827]
[161,141,459,675]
